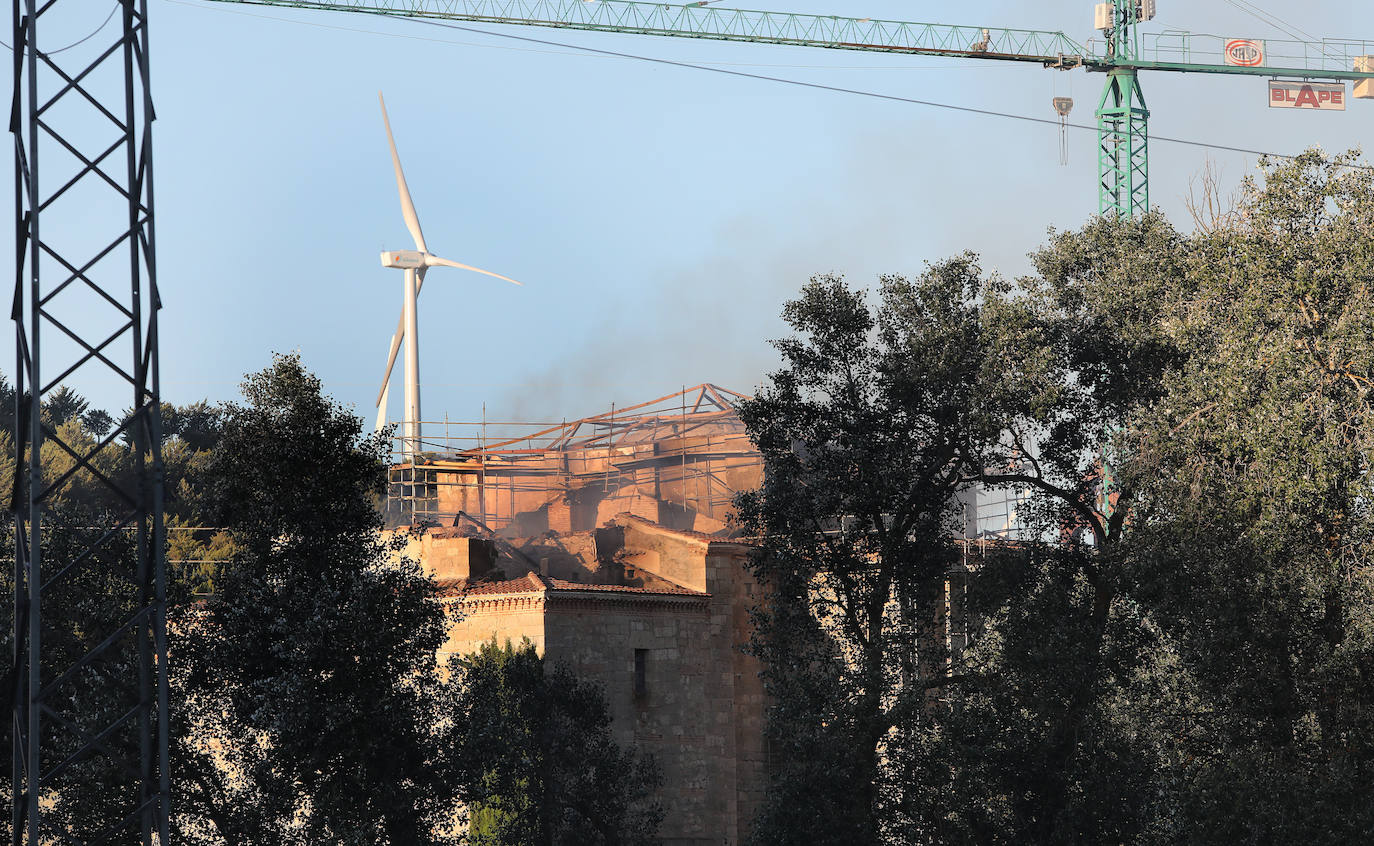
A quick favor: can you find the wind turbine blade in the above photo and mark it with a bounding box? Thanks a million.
[378,92,427,253]
[424,255,525,286]
[374,268,428,410]
[376,328,403,409]
[376,377,391,432]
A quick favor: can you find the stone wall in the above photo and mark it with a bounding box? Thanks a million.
[442,592,548,665]
[710,546,767,838]
[544,595,719,846]
[611,518,766,844]
[430,515,768,845]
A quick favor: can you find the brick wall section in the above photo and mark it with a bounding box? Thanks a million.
[547,497,572,535]
[383,530,489,583]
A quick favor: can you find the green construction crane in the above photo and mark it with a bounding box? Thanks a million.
[212,0,1374,218]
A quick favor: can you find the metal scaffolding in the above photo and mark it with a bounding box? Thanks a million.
[10,1,169,842]
[388,384,762,535]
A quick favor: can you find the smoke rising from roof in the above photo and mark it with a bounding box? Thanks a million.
[488,122,1042,423]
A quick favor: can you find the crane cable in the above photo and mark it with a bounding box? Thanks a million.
[1223,0,1325,45]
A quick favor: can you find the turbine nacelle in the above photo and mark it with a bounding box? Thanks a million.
[381,248,524,283]
[381,249,426,269]
[380,250,521,283]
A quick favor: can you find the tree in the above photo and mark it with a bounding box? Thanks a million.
[446,639,662,846]
[941,210,1193,843]
[41,384,88,429]
[735,266,990,844]
[739,234,1192,843]
[1117,151,1374,843]
[80,407,114,438]
[171,353,451,845]
[741,149,1374,845]
[159,400,230,592]
[0,370,15,434]
[163,400,223,453]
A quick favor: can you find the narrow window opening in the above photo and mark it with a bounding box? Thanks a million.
[634,649,648,700]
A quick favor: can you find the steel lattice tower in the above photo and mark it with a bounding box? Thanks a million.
[1097,67,1149,219]
[9,1,168,842]
[1095,0,1151,219]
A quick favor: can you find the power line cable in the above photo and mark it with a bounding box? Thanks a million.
[174,0,1374,171]
[1,3,120,54]
[389,13,1373,170]
[1221,0,1344,65]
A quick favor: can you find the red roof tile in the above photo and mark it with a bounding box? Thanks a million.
[446,572,543,597]
[544,577,706,597]
[440,571,708,599]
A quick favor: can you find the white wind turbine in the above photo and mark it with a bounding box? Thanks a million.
[374,92,522,461]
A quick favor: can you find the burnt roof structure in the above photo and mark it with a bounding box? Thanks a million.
[388,384,763,536]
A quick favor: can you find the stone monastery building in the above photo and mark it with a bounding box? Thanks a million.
[392,386,768,845]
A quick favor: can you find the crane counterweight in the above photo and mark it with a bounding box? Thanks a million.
[1358,57,1374,99]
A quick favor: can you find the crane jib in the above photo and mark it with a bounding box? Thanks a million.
[210,1,1372,77]
[209,0,1374,221]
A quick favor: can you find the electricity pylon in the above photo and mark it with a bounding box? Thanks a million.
[10,1,169,842]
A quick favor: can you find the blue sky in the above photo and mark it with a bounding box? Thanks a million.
[9,0,1374,434]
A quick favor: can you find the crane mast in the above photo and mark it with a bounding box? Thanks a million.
[213,0,1374,217]
[1098,0,1150,218]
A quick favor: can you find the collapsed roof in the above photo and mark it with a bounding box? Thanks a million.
[389,384,763,536]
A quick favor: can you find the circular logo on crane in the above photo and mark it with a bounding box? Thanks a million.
[1225,39,1265,67]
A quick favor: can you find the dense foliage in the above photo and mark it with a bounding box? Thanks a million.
[448,639,663,846]
[735,265,985,844]
[172,353,451,844]
[0,379,228,839]
[2,356,658,844]
[742,150,1374,845]
[1119,152,1374,842]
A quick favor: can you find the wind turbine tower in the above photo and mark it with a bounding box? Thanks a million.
[376,93,523,461]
